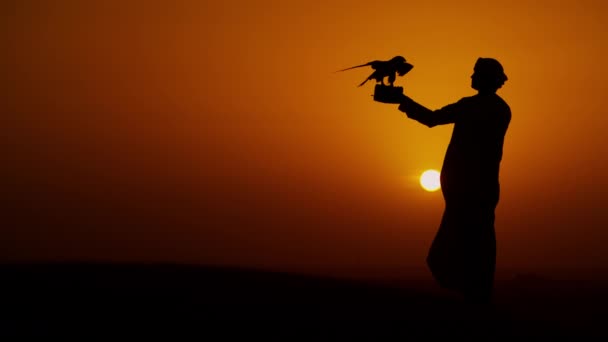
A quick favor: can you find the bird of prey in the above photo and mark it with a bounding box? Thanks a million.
[335,55,413,87]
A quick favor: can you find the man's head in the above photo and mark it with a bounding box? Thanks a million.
[471,58,508,93]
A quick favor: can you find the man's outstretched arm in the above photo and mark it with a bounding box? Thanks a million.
[398,95,463,127]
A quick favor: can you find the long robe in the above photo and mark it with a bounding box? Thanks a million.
[398,93,511,300]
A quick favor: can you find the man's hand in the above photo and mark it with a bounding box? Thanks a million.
[373,85,406,104]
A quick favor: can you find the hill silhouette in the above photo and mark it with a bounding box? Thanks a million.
[1,263,606,338]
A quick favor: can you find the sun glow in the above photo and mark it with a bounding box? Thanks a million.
[420,170,441,192]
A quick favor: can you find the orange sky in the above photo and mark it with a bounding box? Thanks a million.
[3,0,608,277]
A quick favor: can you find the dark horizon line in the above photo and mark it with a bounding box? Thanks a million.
[3,260,608,280]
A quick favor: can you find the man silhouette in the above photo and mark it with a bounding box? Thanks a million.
[395,58,510,304]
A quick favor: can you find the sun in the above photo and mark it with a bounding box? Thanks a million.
[420,169,441,192]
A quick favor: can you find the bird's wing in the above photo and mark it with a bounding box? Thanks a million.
[334,62,373,72]
[358,71,378,87]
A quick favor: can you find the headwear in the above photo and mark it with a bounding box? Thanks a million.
[474,57,508,83]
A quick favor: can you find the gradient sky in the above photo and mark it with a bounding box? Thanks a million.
[3,0,608,277]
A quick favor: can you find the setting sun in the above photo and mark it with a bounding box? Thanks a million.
[420,170,441,192]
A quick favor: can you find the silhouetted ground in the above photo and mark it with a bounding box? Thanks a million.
[1,263,606,338]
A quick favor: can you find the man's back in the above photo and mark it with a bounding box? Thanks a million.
[441,93,511,204]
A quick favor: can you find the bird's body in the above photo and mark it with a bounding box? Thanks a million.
[336,56,413,87]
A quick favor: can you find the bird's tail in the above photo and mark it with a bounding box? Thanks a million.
[334,63,371,73]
